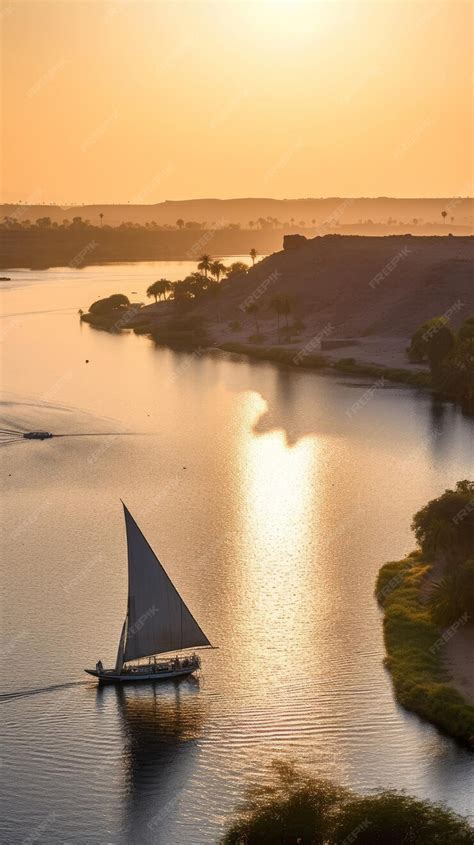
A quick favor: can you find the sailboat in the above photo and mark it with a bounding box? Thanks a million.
[85,503,213,682]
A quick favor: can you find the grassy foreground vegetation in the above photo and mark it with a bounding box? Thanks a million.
[376,481,474,748]
[221,761,474,844]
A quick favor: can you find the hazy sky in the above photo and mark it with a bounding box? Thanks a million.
[1,0,472,203]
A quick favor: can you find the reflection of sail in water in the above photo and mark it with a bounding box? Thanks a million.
[105,683,205,844]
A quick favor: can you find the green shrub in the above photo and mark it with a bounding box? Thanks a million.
[221,761,473,844]
[408,315,474,411]
[331,789,474,845]
[412,480,474,562]
[89,293,130,314]
[407,317,455,365]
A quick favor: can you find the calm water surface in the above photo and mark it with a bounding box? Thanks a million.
[0,262,473,843]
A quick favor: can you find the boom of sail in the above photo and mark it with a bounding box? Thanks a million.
[116,504,211,672]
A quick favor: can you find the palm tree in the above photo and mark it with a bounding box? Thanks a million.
[99,213,104,227]
[245,303,260,334]
[146,282,160,303]
[197,254,212,277]
[176,218,184,229]
[160,278,173,299]
[210,260,226,281]
[249,248,258,265]
[441,210,447,224]
[146,279,172,302]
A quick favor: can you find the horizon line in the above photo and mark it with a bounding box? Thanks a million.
[1,195,473,207]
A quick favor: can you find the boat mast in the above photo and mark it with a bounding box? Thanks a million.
[115,616,127,673]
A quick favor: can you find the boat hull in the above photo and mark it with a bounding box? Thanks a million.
[85,666,196,683]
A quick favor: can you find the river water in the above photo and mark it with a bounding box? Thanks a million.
[0,261,473,844]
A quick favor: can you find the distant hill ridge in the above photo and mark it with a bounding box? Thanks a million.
[1,197,472,228]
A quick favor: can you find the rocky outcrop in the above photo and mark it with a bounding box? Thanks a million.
[283,234,308,250]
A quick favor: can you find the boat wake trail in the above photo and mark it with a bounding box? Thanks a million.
[0,680,91,702]
[54,432,150,437]
[0,438,25,446]
[0,430,151,446]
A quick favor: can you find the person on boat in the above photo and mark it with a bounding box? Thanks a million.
[96,660,103,674]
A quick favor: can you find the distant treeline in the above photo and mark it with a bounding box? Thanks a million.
[0,214,471,269]
[0,220,278,268]
[1,196,473,229]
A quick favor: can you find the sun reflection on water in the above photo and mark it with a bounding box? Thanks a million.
[232,392,326,691]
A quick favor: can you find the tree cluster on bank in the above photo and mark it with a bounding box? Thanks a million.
[80,253,260,339]
[145,254,253,305]
[221,761,473,844]
[0,215,244,232]
[412,480,474,626]
[408,315,474,411]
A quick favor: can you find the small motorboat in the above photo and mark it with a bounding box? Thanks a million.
[85,503,213,683]
[23,431,53,440]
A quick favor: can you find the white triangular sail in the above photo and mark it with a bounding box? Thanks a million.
[121,504,211,664]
